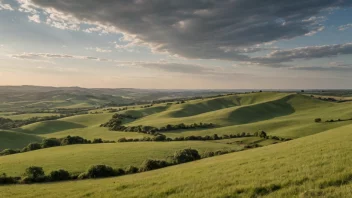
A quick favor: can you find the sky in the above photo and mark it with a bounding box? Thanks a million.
[0,0,351,89]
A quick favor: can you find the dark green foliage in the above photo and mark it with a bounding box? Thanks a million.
[86,165,115,178]
[0,149,20,156]
[42,138,61,148]
[21,142,42,152]
[173,149,200,164]
[315,118,322,123]
[114,168,125,176]
[139,159,169,172]
[258,131,267,138]
[153,134,166,141]
[24,166,45,182]
[49,169,70,181]
[0,173,19,185]
[125,166,139,174]
[93,138,103,143]
[201,151,215,158]
[60,136,89,145]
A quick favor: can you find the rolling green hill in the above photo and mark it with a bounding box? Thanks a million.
[2,92,352,150]
[1,124,352,198]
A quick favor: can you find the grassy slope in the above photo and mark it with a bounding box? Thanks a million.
[0,130,43,150]
[6,92,352,148]
[1,124,352,198]
[0,141,240,176]
[1,113,59,120]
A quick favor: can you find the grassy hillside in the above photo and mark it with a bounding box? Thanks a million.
[0,141,240,176]
[1,124,352,197]
[4,92,352,150]
[0,130,43,150]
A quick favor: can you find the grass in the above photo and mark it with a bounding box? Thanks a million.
[0,130,43,150]
[1,123,352,197]
[0,141,240,176]
[2,113,60,120]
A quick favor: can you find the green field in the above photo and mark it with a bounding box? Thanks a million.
[1,91,352,197]
[1,124,351,198]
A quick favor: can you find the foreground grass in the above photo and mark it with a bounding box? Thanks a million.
[0,141,239,176]
[1,124,352,198]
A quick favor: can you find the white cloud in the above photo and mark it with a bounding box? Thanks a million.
[0,0,14,11]
[85,47,112,53]
[28,14,40,23]
[339,24,352,31]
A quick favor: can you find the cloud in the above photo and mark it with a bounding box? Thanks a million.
[22,0,350,63]
[251,43,352,66]
[85,47,112,53]
[137,62,212,74]
[0,0,14,11]
[339,23,352,31]
[292,62,352,71]
[28,14,40,23]
[10,52,109,61]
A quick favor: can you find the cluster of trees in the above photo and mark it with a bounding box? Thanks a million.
[118,133,253,143]
[0,112,90,130]
[0,136,114,157]
[105,107,129,113]
[315,117,352,123]
[0,148,205,185]
[101,113,215,135]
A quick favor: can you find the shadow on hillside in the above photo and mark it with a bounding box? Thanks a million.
[228,95,296,125]
[15,120,86,135]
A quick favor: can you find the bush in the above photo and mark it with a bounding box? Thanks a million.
[153,134,166,141]
[21,143,42,152]
[201,151,215,158]
[139,159,169,172]
[315,118,322,123]
[0,149,20,156]
[24,166,45,182]
[93,138,103,143]
[0,173,19,185]
[125,166,139,174]
[49,169,70,181]
[114,168,125,176]
[173,149,200,164]
[86,165,115,178]
[60,136,89,145]
[42,138,61,148]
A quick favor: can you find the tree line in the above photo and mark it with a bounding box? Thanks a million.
[0,136,113,157]
[0,148,234,185]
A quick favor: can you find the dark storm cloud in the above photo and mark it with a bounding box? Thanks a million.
[252,43,352,66]
[28,0,351,64]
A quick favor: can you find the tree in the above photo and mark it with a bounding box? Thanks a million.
[315,118,322,123]
[49,169,70,181]
[25,166,45,180]
[139,159,169,172]
[22,143,42,152]
[259,131,267,138]
[86,165,115,178]
[173,149,201,164]
[42,138,61,148]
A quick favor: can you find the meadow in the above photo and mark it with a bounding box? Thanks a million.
[1,90,352,197]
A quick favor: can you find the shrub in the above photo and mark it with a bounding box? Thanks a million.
[173,149,200,164]
[60,136,88,145]
[0,149,20,156]
[125,166,139,174]
[315,118,322,123]
[153,134,166,141]
[24,166,45,182]
[49,169,70,181]
[86,165,115,178]
[258,131,267,138]
[0,173,19,185]
[114,168,125,176]
[118,137,128,142]
[93,138,103,143]
[201,151,215,158]
[139,159,169,172]
[21,143,42,152]
[42,138,61,148]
